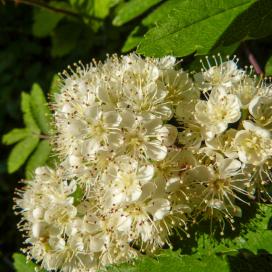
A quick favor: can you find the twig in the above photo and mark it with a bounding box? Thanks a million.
[6,0,102,21]
[243,43,263,75]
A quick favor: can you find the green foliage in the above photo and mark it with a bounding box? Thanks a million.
[30,84,52,135]
[2,129,30,145]
[113,0,162,26]
[21,92,40,132]
[25,140,51,179]
[13,253,45,272]
[7,135,39,174]
[265,55,272,75]
[137,0,256,57]
[32,8,64,38]
[2,84,52,174]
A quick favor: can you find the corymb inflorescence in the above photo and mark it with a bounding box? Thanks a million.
[15,53,272,272]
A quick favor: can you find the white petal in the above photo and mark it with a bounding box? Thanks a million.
[139,182,157,200]
[164,124,178,146]
[218,158,241,178]
[147,198,171,221]
[121,111,136,128]
[145,142,167,161]
[137,165,154,183]
[103,111,122,127]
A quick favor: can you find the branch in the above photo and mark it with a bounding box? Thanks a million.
[6,0,102,21]
[243,43,263,75]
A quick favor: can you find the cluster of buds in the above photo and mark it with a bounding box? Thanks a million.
[15,54,272,271]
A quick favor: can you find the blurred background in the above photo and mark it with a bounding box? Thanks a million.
[1,0,272,271]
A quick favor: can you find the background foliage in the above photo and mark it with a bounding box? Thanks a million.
[1,0,272,271]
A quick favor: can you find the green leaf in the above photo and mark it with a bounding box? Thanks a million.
[32,8,64,38]
[265,55,272,76]
[122,26,143,52]
[213,0,272,47]
[94,0,118,19]
[113,0,162,26]
[13,253,36,272]
[30,83,52,135]
[122,0,203,52]
[25,140,51,179]
[107,250,229,272]
[68,0,94,16]
[49,74,60,99]
[2,128,30,145]
[21,92,40,133]
[13,253,45,272]
[137,0,256,57]
[51,23,81,57]
[188,42,240,72]
[7,135,39,174]
[192,204,272,256]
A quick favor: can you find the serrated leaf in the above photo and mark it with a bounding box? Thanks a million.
[213,0,272,47]
[7,135,39,174]
[32,8,64,38]
[13,253,36,272]
[122,0,201,52]
[2,128,30,145]
[194,204,272,256]
[113,0,162,26]
[30,83,52,135]
[107,250,229,272]
[122,26,143,52]
[25,140,51,179]
[21,92,40,133]
[137,0,256,57]
[188,42,240,72]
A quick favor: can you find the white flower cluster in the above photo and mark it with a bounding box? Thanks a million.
[15,54,272,272]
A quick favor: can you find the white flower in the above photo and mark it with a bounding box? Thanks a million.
[229,76,257,108]
[176,99,204,148]
[234,120,272,165]
[249,95,272,129]
[102,156,154,205]
[159,69,197,106]
[120,112,176,161]
[184,158,247,224]
[194,89,241,138]
[195,59,244,92]
[206,129,238,158]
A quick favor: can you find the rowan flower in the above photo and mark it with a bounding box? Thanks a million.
[249,95,272,129]
[194,89,241,138]
[101,156,154,206]
[194,58,244,92]
[234,120,272,165]
[229,76,258,108]
[14,53,272,271]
